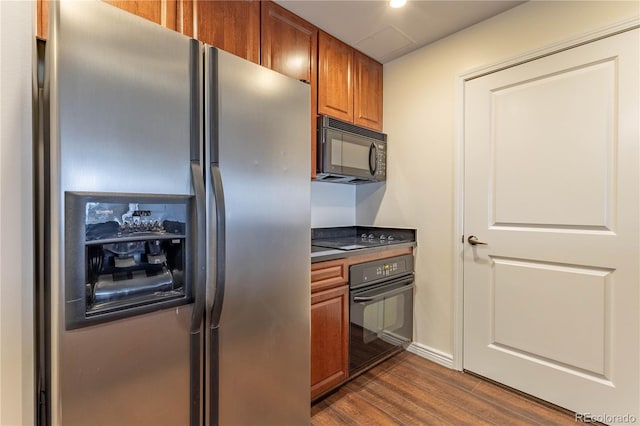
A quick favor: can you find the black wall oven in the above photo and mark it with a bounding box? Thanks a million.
[349,254,414,374]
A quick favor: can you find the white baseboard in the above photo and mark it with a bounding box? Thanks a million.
[406,342,456,370]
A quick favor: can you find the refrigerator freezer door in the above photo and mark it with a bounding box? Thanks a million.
[205,47,311,425]
[44,1,202,424]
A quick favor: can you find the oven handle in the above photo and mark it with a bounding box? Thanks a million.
[353,282,414,303]
[350,272,414,291]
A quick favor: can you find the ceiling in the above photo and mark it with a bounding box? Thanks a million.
[274,0,526,64]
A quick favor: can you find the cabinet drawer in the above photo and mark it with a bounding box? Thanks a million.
[311,258,347,293]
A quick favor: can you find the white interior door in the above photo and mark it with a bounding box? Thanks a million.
[463,28,639,423]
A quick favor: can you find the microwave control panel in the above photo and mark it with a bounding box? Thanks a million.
[374,141,386,178]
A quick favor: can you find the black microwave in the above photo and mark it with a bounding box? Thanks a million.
[316,115,387,184]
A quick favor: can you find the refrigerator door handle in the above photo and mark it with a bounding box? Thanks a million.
[189,36,205,334]
[209,164,226,328]
[189,160,205,426]
[190,160,206,331]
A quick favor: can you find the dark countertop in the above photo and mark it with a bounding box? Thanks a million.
[311,226,417,263]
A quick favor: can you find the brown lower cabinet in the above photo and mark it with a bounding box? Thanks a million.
[311,258,349,399]
[310,285,349,399]
[310,247,414,400]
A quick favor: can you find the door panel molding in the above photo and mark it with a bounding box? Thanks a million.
[489,59,616,230]
[489,256,612,376]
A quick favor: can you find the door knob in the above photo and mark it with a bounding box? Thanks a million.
[467,235,488,246]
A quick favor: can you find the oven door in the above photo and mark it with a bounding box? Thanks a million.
[349,275,414,373]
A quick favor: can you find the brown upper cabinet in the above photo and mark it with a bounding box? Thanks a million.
[37,0,178,39]
[106,0,177,30]
[37,0,49,38]
[318,31,383,132]
[354,51,383,131]
[186,0,260,64]
[318,32,354,124]
[261,1,317,83]
[261,0,318,178]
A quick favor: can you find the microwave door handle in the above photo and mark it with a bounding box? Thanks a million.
[369,143,377,176]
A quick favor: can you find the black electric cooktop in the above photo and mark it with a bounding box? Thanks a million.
[312,226,416,251]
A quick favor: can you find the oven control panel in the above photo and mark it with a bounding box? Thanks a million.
[350,254,414,288]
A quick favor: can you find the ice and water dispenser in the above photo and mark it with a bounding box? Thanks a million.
[65,192,194,329]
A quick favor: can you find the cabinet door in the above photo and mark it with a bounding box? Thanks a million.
[318,31,354,123]
[261,1,318,178]
[37,0,49,38]
[193,0,260,64]
[354,51,383,131]
[261,1,317,83]
[105,0,177,30]
[310,284,349,399]
[37,0,177,39]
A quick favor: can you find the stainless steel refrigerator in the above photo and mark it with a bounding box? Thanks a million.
[37,1,311,425]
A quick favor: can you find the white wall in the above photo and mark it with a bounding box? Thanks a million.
[357,1,640,357]
[0,1,35,425]
[310,181,356,227]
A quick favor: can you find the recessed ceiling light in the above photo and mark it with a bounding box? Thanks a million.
[389,0,407,8]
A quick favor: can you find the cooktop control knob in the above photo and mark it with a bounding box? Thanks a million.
[368,233,375,239]
[388,236,394,241]
[361,233,368,239]
[379,234,387,240]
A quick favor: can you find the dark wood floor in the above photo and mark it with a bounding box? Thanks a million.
[311,351,578,425]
